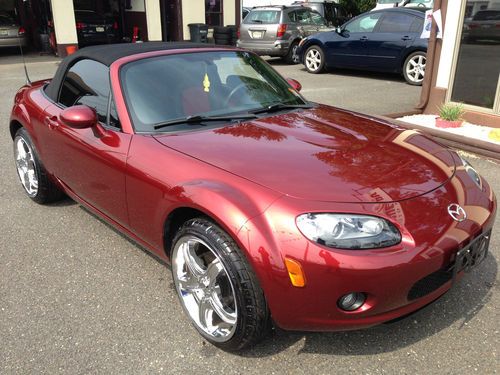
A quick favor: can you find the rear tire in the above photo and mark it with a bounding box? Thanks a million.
[304,45,325,74]
[171,218,270,351]
[403,51,426,86]
[283,40,299,64]
[13,128,64,204]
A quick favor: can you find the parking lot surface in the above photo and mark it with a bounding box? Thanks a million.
[0,51,498,374]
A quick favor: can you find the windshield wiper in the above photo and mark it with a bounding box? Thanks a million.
[153,114,258,130]
[249,102,313,115]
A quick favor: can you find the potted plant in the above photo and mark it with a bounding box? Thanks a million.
[436,103,465,128]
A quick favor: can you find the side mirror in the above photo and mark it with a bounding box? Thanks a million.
[286,78,302,92]
[60,105,97,129]
[336,26,342,34]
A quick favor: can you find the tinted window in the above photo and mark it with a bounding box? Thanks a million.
[410,17,424,33]
[378,13,416,33]
[245,10,280,24]
[345,13,382,33]
[0,14,15,25]
[310,11,327,26]
[59,59,110,123]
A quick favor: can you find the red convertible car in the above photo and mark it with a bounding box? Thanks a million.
[10,43,496,351]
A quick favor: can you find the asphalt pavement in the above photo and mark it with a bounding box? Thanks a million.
[0,49,498,374]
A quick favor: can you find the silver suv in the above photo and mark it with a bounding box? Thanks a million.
[237,5,330,64]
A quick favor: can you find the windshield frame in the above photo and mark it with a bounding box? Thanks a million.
[118,49,309,134]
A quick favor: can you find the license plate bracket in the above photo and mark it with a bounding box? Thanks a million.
[451,231,491,283]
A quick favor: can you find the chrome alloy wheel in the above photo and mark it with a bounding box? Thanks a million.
[305,48,322,72]
[172,236,238,342]
[406,54,426,84]
[14,136,38,197]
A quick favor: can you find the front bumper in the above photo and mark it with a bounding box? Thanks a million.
[236,39,290,57]
[238,165,497,331]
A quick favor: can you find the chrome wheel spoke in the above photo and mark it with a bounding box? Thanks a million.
[209,289,237,325]
[172,236,238,342]
[14,137,38,197]
[181,241,205,279]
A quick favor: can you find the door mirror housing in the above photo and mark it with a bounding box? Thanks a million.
[286,78,302,92]
[60,105,97,129]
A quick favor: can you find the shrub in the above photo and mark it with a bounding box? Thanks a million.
[438,103,465,122]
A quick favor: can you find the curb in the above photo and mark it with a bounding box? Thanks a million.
[379,115,500,162]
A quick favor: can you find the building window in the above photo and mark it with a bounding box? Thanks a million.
[450,1,500,112]
[206,0,223,27]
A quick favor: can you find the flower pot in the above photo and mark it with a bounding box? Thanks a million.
[435,117,463,128]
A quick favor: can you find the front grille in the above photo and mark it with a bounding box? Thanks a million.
[407,268,453,301]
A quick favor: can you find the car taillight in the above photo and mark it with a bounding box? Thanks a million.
[277,24,287,38]
[237,27,240,39]
[76,22,86,30]
[18,27,25,35]
[113,21,118,30]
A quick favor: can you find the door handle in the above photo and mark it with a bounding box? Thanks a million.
[359,36,368,41]
[44,116,59,130]
[402,36,413,41]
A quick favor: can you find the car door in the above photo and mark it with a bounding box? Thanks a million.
[325,12,383,69]
[40,59,131,226]
[365,12,422,72]
[292,8,320,37]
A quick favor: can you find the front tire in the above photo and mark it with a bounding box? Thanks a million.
[403,51,426,86]
[13,128,64,204]
[304,45,325,74]
[171,218,270,351]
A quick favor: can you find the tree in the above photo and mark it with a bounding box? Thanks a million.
[339,0,377,16]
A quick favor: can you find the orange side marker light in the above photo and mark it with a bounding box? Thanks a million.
[284,257,306,287]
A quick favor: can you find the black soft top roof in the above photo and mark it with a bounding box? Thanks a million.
[45,42,224,101]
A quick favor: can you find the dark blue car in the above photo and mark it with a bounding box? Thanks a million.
[297,8,428,85]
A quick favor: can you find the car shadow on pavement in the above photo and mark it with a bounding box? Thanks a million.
[242,255,497,357]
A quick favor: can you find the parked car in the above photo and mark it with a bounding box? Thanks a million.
[74,10,118,46]
[10,43,496,351]
[0,12,26,48]
[297,8,428,85]
[293,1,350,26]
[237,5,331,63]
[464,10,500,43]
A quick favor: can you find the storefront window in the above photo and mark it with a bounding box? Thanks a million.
[206,0,223,27]
[451,1,500,111]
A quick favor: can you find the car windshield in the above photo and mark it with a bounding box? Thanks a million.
[121,51,307,132]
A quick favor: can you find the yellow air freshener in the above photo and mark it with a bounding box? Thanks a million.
[203,73,210,93]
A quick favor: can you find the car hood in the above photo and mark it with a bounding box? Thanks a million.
[153,105,456,203]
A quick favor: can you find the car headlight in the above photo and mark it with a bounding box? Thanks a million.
[460,156,482,188]
[296,213,401,250]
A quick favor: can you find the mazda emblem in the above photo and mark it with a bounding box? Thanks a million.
[448,204,467,222]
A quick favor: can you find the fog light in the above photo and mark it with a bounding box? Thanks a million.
[338,292,366,311]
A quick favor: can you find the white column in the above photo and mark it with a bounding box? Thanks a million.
[435,3,463,89]
[50,0,78,45]
[224,0,236,26]
[145,0,162,41]
[182,0,205,40]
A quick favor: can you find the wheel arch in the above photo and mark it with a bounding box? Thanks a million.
[10,120,23,140]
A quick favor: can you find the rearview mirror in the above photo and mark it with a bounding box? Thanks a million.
[60,105,97,129]
[286,78,302,92]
